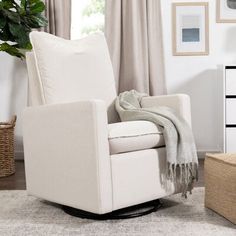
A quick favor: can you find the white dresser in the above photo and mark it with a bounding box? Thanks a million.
[224,65,236,153]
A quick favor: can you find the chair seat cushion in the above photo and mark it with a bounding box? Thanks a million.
[108,121,164,155]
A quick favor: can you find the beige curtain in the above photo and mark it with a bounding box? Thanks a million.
[44,0,71,39]
[105,0,166,95]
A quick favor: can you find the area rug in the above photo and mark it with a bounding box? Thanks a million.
[0,188,235,236]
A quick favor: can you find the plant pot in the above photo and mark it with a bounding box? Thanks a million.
[0,116,17,177]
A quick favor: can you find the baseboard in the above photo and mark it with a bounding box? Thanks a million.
[15,150,24,160]
[197,150,221,159]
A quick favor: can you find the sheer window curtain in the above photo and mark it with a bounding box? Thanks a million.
[43,0,71,39]
[105,0,166,95]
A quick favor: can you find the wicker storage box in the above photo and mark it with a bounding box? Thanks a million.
[0,116,16,177]
[205,153,236,224]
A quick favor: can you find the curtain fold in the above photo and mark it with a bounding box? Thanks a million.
[105,0,166,95]
[43,0,71,39]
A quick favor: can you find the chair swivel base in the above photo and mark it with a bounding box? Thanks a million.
[62,199,162,220]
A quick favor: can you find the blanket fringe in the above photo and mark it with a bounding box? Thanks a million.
[167,162,198,198]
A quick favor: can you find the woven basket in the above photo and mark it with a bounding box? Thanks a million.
[0,116,17,177]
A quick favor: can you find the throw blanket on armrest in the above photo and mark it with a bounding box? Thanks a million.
[115,90,198,197]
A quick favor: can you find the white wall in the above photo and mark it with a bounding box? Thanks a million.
[1,0,236,159]
[0,53,28,159]
[161,0,236,152]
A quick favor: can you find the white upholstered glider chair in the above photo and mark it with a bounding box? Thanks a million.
[23,32,192,219]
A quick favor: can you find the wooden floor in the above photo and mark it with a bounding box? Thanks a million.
[196,159,204,187]
[0,159,204,190]
[0,161,26,190]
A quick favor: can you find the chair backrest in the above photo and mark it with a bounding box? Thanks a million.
[26,32,118,123]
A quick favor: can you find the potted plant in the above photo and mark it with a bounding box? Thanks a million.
[0,0,47,177]
[0,0,48,58]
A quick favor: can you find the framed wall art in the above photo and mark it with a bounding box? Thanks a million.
[217,0,236,23]
[172,2,209,56]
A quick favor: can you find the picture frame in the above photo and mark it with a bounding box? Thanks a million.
[217,0,236,23]
[172,2,209,56]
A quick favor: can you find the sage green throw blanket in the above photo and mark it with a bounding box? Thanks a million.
[115,90,198,197]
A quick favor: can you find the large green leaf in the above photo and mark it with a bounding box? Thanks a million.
[0,31,10,41]
[8,22,26,37]
[0,0,47,59]
[29,1,45,14]
[0,42,25,58]
[3,10,21,23]
[0,25,14,41]
[24,41,32,50]
[14,41,32,50]
[8,22,30,48]
[22,16,40,28]
[23,14,47,28]
[1,0,14,10]
[21,0,27,9]
[0,15,6,28]
[31,14,47,27]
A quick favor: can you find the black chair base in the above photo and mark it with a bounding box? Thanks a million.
[62,199,162,220]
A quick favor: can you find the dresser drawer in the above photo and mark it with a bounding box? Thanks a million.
[226,69,236,95]
[226,128,236,153]
[226,99,236,124]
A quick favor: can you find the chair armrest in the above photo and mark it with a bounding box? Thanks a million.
[141,94,192,127]
[23,100,112,214]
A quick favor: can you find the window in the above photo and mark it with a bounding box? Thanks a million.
[71,0,105,40]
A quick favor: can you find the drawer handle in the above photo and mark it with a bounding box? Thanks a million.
[226,124,236,127]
